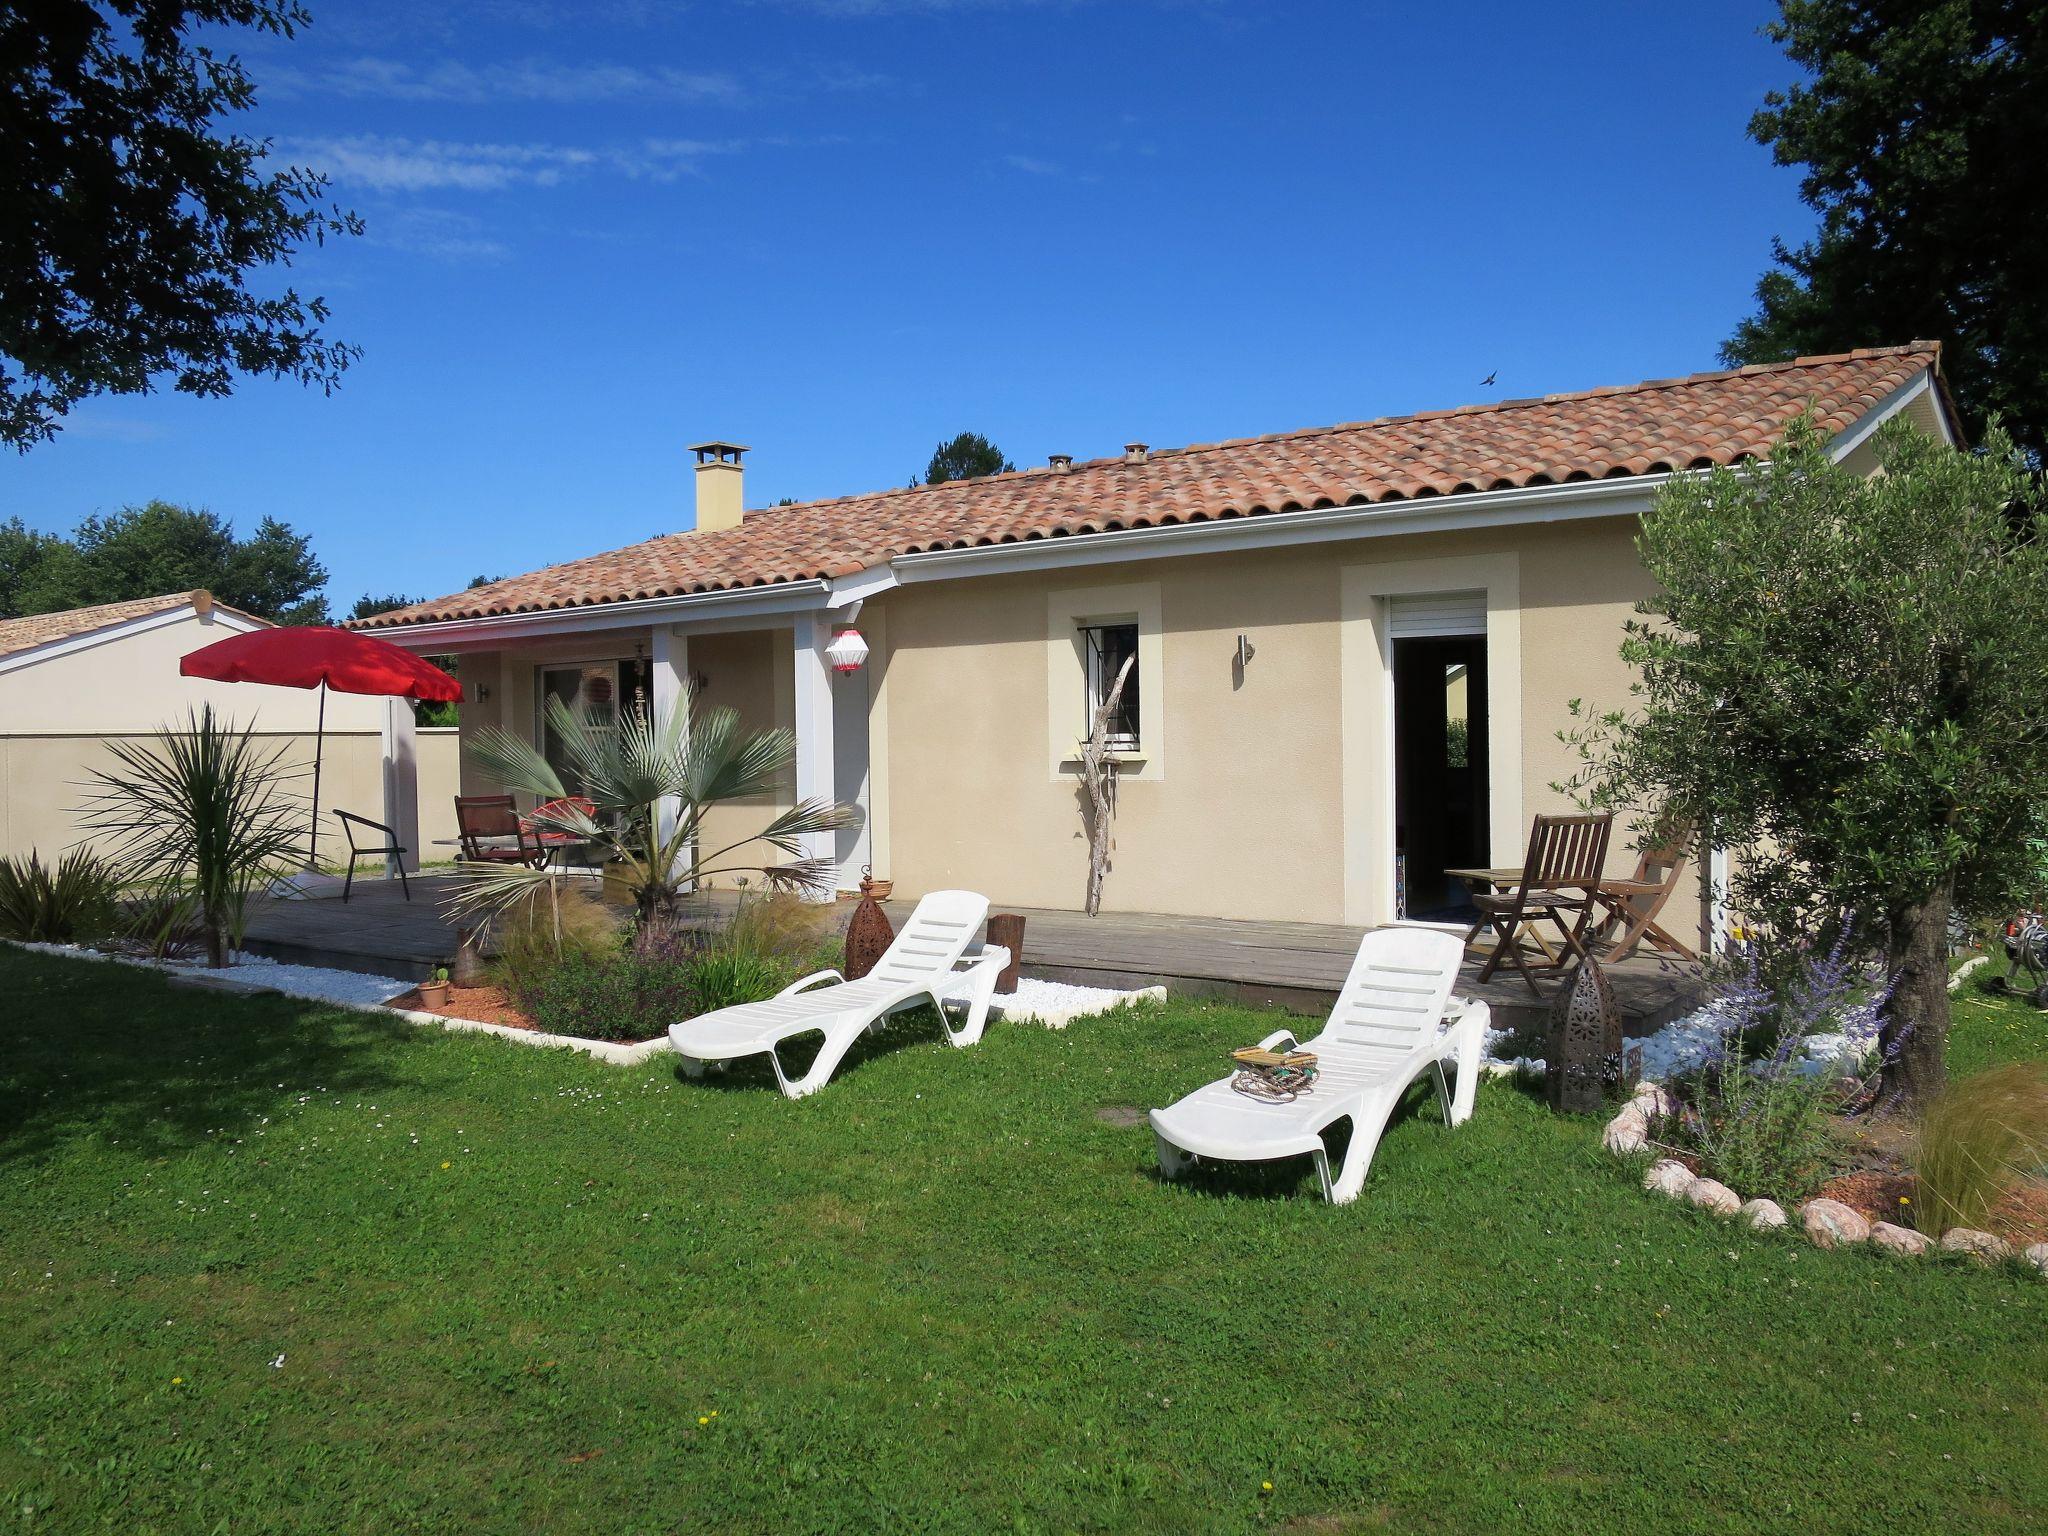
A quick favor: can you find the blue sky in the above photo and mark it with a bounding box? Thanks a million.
[4,0,1815,615]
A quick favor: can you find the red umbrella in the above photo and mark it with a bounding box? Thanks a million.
[182,626,462,866]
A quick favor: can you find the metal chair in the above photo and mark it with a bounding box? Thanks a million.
[331,810,412,903]
[1463,812,1613,995]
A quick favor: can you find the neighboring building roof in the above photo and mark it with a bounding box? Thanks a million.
[0,590,263,664]
[354,344,1946,631]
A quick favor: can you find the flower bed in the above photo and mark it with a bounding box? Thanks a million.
[1598,941,2048,1278]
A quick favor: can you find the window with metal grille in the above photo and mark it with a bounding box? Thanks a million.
[1079,621,1141,752]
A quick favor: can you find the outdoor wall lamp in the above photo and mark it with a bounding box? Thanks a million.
[473,682,491,702]
[827,624,870,674]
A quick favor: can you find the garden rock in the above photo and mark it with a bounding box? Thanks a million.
[1643,1159,1696,1198]
[1686,1177,1740,1216]
[1938,1227,2011,1263]
[1799,1199,1870,1248]
[1602,1105,1650,1155]
[1740,1198,1788,1231]
[1630,1082,1679,1120]
[2023,1242,2048,1278]
[1869,1222,1933,1258]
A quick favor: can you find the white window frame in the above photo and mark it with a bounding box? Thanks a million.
[1079,618,1142,754]
[1045,580,1164,780]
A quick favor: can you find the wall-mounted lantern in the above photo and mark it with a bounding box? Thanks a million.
[826,625,870,674]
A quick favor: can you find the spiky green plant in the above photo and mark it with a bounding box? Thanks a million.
[1914,1062,2048,1237]
[0,848,122,943]
[456,689,853,928]
[76,705,305,967]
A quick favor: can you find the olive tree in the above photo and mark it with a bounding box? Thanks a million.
[1564,415,2048,1108]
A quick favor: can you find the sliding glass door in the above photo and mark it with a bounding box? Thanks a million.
[535,663,617,794]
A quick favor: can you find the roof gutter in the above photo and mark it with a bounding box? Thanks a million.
[886,472,1669,586]
[368,578,833,651]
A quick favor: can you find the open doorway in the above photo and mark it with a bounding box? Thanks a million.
[1393,635,1489,921]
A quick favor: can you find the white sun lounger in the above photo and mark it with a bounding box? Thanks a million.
[1148,926,1488,1204]
[667,889,1009,1099]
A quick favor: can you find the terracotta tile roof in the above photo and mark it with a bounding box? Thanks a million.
[354,344,1943,631]
[0,590,257,662]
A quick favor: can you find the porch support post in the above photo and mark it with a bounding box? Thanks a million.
[1704,840,1731,957]
[650,626,690,887]
[791,614,837,900]
[381,696,421,876]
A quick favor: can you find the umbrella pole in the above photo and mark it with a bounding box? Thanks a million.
[308,681,327,869]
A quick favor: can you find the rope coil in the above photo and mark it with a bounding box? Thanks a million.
[1229,1045,1319,1103]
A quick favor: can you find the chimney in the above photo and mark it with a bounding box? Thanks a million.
[1124,442,1149,464]
[689,441,749,533]
[1048,453,1073,473]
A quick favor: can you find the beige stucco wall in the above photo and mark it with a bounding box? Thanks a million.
[0,609,390,734]
[0,609,456,867]
[873,515,1699,934]
[1,729,459,867]
[690,628,795,888]
[439,514,1702,938]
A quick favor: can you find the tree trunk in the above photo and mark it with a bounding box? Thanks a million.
[205,923,228,969]
[1879,876,1953,1112]
[1080,655,1135,917]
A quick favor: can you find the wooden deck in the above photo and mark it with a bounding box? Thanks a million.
[240,875,1702,1034]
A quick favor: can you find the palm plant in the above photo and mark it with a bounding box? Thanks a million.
[0,848,123,943]
[454,689,853,929]
[76,705,305,967]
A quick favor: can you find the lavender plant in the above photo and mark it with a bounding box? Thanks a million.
[1664,932,1894,1203]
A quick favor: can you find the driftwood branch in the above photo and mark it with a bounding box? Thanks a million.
[1080,653,1136,917]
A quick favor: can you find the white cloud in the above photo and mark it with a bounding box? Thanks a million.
[281,136,600,191]
[280,134,788,193]
[999,152,1099,184]
[368,207,511,262]
[277,56,744,105]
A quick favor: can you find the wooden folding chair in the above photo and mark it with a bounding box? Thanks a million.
[1594,830,1698,963]
[454,795,547,868]
[1463,812,1613,996]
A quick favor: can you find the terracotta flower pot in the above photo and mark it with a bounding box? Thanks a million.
[418,981,451,1009]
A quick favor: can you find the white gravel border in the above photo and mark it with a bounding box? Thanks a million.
[948,975,1166,1028]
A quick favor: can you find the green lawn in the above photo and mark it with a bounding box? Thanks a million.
[2,949,2044,1535]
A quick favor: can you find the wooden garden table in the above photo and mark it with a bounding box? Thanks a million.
[1446,866,1693,963]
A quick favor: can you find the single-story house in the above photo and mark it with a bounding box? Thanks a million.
[353,344,1959,939]
[0,591,460,866]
